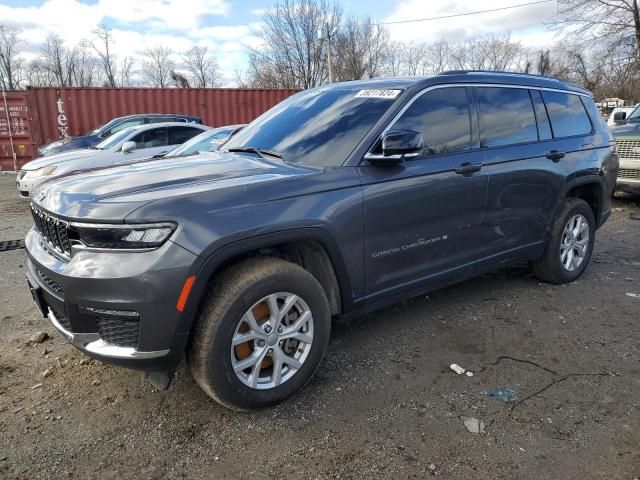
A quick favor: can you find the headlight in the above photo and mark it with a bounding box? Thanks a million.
[71,223,176,250]
[28,166,57,177]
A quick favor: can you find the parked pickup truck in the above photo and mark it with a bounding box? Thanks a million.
[24,72,618,410]
[610,105,640,193]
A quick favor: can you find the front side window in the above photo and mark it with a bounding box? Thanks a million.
[94,127,136,150]
[132,128,168,149]
[392,87,471,156]
[476,87,538,147]
[541,91,592,138]
[223,88,398,167]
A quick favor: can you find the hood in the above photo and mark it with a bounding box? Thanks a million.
[33,151,313,220]
[610,122,640,138]
[23,148,107,171]
[38,135,97,155]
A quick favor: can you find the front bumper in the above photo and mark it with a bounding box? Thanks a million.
[616,157,640,192]
[16,174,47,199]
[25,227,201,371]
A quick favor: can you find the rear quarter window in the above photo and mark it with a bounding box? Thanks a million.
[541,91,592,138]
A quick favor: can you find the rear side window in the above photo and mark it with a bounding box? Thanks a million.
[530,90,553,141]
[109,119,143,135]
[476,87,537,147]
[169,126,202,144]
[541,91,592,138]
[146,116,175,124]
[393,87,471,156]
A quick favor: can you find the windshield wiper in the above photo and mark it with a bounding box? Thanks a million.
[226,146,283,160]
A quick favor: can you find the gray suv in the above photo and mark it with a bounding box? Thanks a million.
[24,72,618,410]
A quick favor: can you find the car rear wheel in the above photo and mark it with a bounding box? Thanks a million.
[532,197,595,284]
[187,257,331,410]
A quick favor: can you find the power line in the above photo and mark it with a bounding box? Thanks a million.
[376,0,556,26]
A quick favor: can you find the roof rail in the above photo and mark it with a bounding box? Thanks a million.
[437,70,561,81]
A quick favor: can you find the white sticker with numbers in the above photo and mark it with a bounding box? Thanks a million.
[355,89,401,99]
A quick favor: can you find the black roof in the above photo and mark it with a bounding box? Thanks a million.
[325,71,591,96]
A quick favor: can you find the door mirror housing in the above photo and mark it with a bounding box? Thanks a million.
[364,130,424,165]
[121,141,136,154]
[613,111,627,123]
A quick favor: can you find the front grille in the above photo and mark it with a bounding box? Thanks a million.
[36,268,64,295]
[97,317,140,348]
[31,205,72,258]
[616,139,640,159]
[618,168,640,179]
[50,305,71,331]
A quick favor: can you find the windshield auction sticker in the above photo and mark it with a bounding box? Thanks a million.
[355,89,401,99]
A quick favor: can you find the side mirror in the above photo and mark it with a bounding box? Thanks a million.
[613,111,627,124]
[364,130,424,165]
[121,141,136,154]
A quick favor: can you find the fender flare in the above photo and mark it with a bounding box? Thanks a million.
[558,173,606,225]
[175,227,354,336]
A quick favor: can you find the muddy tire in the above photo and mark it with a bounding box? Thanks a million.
[187,257,331,411]
[532,197,596,284]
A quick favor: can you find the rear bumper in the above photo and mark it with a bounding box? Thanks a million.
[25,228,202,371]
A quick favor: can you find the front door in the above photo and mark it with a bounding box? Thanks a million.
[358,86,489,299]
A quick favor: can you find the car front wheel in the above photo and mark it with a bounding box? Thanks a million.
[187,257,331,410]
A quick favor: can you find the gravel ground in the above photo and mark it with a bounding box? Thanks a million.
[0,172,639,480]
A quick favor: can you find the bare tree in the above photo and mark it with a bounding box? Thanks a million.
[40,34,78,87]
[248,0,342,88]
[552,0,640,60]
[0,25,23,90]
[89,26,118,87]
[23,58,54,87]
[333,16,389,81]
[450,34,523,71]
[171,70,190,88]
[183,46,221,87]
[119,56,136,87]
[71,43,99,87]
[141,45,175,87]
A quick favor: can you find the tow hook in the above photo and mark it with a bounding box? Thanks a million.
[144,370,174,391]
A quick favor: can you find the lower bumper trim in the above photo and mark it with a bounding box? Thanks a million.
[47,308,170,360]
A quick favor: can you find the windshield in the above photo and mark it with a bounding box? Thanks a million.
[90,118,118,135]
[223,88,399,167]
[94,127,135,150]
[626,105,640,123]
[166,128,234,157]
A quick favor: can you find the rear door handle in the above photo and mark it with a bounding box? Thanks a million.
[546,150,566,162]
[454,162,482,176]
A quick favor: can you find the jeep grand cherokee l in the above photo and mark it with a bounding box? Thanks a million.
[24,72,618,410]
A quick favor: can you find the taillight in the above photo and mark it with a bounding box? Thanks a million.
[609,140,617,153]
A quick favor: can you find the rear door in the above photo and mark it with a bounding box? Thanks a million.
[358,86,489,299]
[478,86,566,255]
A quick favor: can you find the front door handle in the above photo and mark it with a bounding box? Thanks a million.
[454,162,482,176]
[546,150,566,162]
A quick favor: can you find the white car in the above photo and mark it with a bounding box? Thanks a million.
[17,122,209,198]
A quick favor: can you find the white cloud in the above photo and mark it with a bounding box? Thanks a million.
[382,0,559,46]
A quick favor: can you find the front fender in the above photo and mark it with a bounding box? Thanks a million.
[173,226,355,337]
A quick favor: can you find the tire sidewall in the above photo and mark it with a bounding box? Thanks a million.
[206,269,331,410]
[548,200,596,283]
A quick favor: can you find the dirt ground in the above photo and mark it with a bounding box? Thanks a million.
[0,172,639,480]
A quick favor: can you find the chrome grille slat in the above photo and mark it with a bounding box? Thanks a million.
[30,205,72,258]
[619,168,640,179]
[616,139,640,159]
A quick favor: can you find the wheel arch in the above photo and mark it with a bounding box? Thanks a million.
[176,227,353,337]
[560,175,605,227]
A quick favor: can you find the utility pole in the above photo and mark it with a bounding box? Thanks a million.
[319,22,337,83]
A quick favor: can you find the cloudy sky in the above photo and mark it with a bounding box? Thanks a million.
[1,0,561,85]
